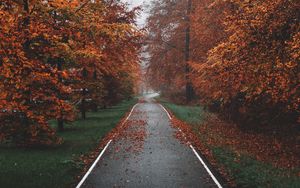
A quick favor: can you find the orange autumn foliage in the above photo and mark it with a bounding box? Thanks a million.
[191,0,299,124]
[0,0,142,146]
[146,0,299,125]
[146,0,188,99]
[146,0,227,102]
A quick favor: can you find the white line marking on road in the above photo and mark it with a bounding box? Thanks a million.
[159,104,172,120]
[190,145,223,188]
[159,104,222,188]
[76,103,139,188]
[125,103,139,121]
[76,140,112,188]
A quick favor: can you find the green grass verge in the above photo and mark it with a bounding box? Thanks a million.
[0,99,137,188]
[159,98,300,188]
[158,98,205,124]
[212,147,300,188]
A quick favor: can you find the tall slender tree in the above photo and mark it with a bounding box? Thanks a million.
[185,0,194,102]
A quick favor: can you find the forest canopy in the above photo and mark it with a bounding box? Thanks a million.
[0,0,143,146]
[146,0,299,126]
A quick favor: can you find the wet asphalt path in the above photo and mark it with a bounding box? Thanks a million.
[81,95,217,188]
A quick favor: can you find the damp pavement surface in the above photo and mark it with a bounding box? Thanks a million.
[81,94,218,188]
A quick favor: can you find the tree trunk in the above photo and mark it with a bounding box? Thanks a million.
[81,100,86,120]
[23,0,30,25]
[81,68,88,120]
[81,89,87,120]
[185,0,194,103]
[57,118,64,132]
[57,60,64,131]
[23,0,29,12]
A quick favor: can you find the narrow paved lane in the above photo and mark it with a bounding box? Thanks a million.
[81,94,217,188]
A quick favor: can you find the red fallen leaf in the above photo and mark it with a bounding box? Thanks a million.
[167,110,236,187]
[138,99,147,103]
[198,115,300,169]
[167,104,299,187]
[115,146,120,153]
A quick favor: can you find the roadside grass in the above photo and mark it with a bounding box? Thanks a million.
[212,147,300,188]
[158,98,205,124]
[0,99,137,188]
[159,98,300,188]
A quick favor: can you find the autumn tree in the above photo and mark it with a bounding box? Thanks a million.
[146,0,225,103]
[146,0,189,102]
[192,0,300,125]
[71,0,142,114]
[146,0,299,126]
[0,0,76,146]
[0,0,142,146]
